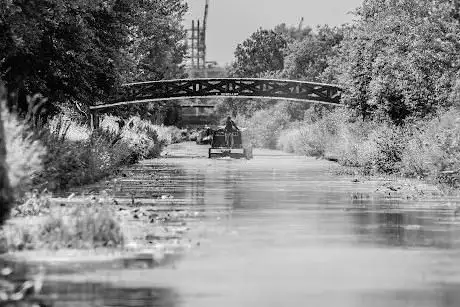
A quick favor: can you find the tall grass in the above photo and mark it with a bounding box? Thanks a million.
[4,107,183,193]
[1,206,124,251]
[251,102,460,189]
[3,107,46,193]
[34,114,174,191]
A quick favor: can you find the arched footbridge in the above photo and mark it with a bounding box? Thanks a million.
[89,78,342,128]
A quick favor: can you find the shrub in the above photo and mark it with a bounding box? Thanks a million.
[34,113,172,191]
[277,125,305,154]
[401,109,460,187]
[102,115,183,146]
[13,189,52,217]
[48,113,90,141]
[3,107,46,192]
[39,206,124,249]
[35,125,135,190]
[300,110,348,158]
[365,125,408,174]
[277,108,357,158]
[236,101,304,149]
[276,108,412,175]
[1,206,124,251]
[153,125,184,144]
[0,222,37,251]
[5,109,180,194]
[335,119,377,167]
[297,123,328,157]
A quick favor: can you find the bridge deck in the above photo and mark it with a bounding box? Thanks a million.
[90,78,342,110]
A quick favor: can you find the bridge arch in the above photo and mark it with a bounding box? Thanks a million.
[89,78,342,128]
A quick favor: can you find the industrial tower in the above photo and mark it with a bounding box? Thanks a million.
[186,0,209,77]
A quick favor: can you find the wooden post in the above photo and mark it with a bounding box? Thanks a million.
[0,83,13,225]
[90,110,100,130]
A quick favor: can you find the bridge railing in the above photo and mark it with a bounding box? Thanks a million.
[88,78,343,128]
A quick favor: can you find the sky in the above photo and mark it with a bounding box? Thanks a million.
[183,0,363,66]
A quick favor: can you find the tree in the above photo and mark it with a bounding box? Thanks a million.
[229,29,287,78]
[0,0,130,116]
[223,28,287,118]
[108,0,188,124]
[329,0,460,123]
[282,25,345,82]
[274,23,312,43]
[120,0,188,83]
[0,0,188,121]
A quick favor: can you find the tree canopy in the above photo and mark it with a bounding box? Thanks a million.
[282,25,345,82]
[223,23,345,118]
[0,0,187,120]
[329,0,460,123]
[229,29,287,78]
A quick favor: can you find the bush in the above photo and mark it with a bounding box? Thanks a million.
[365,125,408,174]
[102,115,183,146]
[35,124,134,190]
[3,108,46,193]
[276,108,411,175]
[34,114,172,191]
[13,189,52,217]
[47,113,90,141]
[1,206,124,251]
[40,206,124,249]
[153,125,184,144]
[236,101,304,149]
[277,108,357,158]
[401,109,460,187]
[0,223,37,251]
[277,125,305,154]
[276,106,460,189]
[301,110,348,158]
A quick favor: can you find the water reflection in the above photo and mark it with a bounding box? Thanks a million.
[350,208,460,249]
[347,284,460,307]
[39,281,180,307]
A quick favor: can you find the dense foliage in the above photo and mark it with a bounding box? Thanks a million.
[283,25,345,82]
[221,24,344,118]
[228,0,460,189]
[229,29,287,78]
[330,0,460,123]
[0,0,187,119]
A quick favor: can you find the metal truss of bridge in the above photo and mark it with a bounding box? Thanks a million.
[89,78,342,127]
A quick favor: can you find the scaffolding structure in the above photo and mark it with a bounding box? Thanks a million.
[186,0,209,77]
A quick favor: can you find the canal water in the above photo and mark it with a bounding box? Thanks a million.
[23,143,460,306]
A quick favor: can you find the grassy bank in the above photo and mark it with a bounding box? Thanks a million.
[4,109,183,196]
[237,103,460,192]
[1,107,188,254]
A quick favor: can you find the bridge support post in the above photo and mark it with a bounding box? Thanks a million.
[90,110,100,130]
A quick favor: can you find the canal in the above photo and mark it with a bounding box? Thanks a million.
[33,143,460,306]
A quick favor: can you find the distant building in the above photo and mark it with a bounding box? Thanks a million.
[180,99,218,127]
